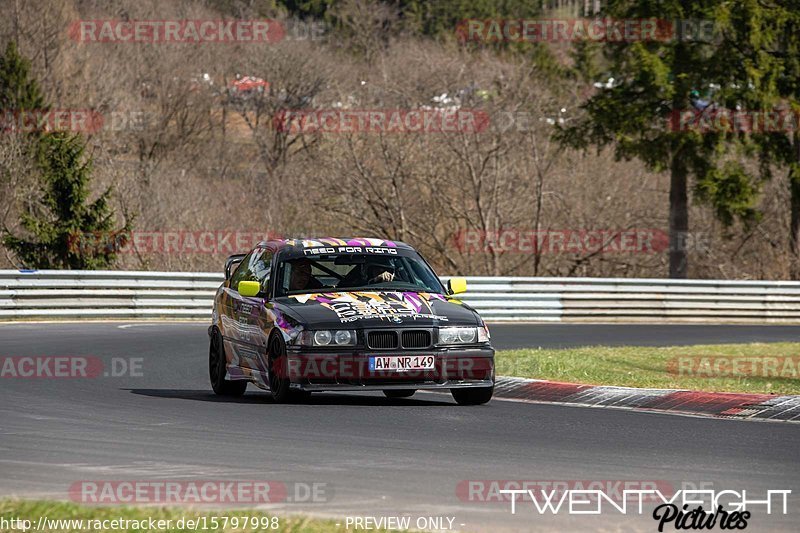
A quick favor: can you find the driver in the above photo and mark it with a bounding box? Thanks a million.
[336,258,396,288]
[365,261,395,284]
[288,259,323,291]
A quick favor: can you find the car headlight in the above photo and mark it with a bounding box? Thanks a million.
[334,330,353,345]
[438,326,479,345]
[314,330,332,345]
[298,330,357,346]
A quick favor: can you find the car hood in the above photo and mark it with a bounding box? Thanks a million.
[273,290,479,329]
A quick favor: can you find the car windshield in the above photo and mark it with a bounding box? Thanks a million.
[275,252,445,296]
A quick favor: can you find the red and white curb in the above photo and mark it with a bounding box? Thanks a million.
[492,377,800,423]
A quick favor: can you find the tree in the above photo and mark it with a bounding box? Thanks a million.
[397,0,542,38]
[4,132,130,269]
[0,40,46,113]
[557,1,763,278]
[717,3,800,277]
[0,40,129,269]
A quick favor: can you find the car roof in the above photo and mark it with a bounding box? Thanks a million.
[258,237,415,252]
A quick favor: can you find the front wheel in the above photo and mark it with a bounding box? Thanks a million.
[268,334,292,403]
[383,390,416,399]
[209,329,247,397]
[451,386,493,405]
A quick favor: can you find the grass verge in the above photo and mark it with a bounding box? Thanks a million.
[495,342,800,394]
[0,500,379,533]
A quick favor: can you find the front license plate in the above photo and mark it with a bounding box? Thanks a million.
[369,355,435,372]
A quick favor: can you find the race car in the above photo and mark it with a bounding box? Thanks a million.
[208,237,495,405]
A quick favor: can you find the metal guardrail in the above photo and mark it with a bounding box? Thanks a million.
[460,277,800,323]
[3,270,800,323]
[0,270,221,319]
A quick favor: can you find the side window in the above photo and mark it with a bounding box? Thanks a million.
[252,250,274,292]
[277,259,290,296]
[230,249,274,293]
[229,250,256,287]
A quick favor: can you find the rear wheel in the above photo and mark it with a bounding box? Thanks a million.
[209,329,247,397]
[383,390,416,399]
[268,334,292,403]
[451,386,493,405]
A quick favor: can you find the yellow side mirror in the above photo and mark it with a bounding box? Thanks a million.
[447,277,467,295]
[238,280,261,297]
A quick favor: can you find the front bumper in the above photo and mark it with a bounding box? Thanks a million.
[292,379,495,392]
[284,345,494,392]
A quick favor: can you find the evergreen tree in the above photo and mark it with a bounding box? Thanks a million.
[718,3,800,277]
[0,41,46,113]
[557,1,764,278]
[3,132,129,269]
[0,41,129,269]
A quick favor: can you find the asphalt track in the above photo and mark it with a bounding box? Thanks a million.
[1,323,799,532]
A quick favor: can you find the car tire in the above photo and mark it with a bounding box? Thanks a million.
[209,329,247,397]
[451,386,493,405]
[268,333,292,403]
[383,390,416,399]
[292,389,313,402]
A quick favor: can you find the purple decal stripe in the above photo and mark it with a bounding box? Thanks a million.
[404,292,423,313]
[319,238,347,246]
